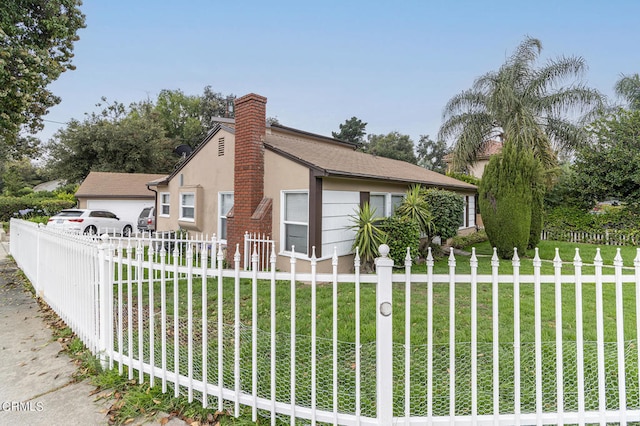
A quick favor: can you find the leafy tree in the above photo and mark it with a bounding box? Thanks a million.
[571,109,640,208]
[151,89,205,147]
[332,117,367,146]
[1,158,42,195]
[0,0,86,144]
[614,73,640,110]
[200,86,235,128]
[439,36,604,172]
[479,140,541,258]
[45,100,175,182]
[416,135,449,173]
[364,131,417,164]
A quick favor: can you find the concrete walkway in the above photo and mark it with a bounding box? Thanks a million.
[0,236,188,426]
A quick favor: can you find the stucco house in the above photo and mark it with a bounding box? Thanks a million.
[76,171,167,226]
[150,93,477,272]
[444,139,503,179]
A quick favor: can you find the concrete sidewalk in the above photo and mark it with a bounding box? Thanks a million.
[0,236,187,426]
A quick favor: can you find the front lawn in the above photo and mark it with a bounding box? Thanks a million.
[109,238,640,419]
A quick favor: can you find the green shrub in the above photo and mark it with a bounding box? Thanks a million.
[528,182,544,249]
[446,171,480,186]
[479,141,538,259]
[39,199,76,215]
[349,202,387,270]
[422,188,465,241]
[450,230,488,250]
[381,215,420,266]
[0,196,76,221]
[395,185,434,236]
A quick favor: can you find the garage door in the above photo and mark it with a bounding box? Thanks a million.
[86,200,154,228]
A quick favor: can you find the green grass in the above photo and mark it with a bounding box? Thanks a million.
[108,239,640,420]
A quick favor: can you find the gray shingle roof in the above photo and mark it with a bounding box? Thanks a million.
[265,130,476,191]
[76,172,168,198]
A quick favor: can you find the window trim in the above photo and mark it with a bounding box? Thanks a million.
[179,192,195,222]
[280,190,309,257]
[159,192,170,217]
[218,191,233,242]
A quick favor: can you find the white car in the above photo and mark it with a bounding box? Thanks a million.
[47,209,134,236]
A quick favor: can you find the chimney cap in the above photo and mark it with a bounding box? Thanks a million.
[236,93,267,106]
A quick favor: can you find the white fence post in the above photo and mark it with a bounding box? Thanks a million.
[375,244,394,424]
[97,234,111,369]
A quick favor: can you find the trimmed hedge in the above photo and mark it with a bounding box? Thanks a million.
[422,188,464,241]
[381,215,420,266]
[0,196,76,221]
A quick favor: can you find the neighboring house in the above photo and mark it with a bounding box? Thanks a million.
[76,172,167,226]
[33,179,65,192]
[444,139,503,179]
[150,93,477,272]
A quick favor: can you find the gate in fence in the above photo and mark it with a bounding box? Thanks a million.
[10,218,640,425]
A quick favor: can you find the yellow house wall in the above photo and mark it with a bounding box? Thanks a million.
[263,150,309,270]
[155,128,235,236]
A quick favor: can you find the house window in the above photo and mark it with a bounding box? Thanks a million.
[218,137,225,156]
[370,194,386,218]
[160,193,170,216]
[459,195,476,229]
[370,193,405,218]
[283,191,308,255]
[468,195,476,228]
[219,192,233,240]
[180,192,195,221]
[391,194,405,213]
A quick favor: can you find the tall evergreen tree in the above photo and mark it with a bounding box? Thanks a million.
[479,140,541,258]
[332,117,367,146]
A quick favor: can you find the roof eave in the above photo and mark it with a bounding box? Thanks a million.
[323,170,476,191]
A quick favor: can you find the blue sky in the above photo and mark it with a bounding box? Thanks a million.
[39,0,639,146]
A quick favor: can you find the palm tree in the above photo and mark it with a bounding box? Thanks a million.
[439,36,604,172]
[614,73,640,110]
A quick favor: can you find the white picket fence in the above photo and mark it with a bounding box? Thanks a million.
[541,229,639,246]
[243,231,273,271]
[9,218,640,425]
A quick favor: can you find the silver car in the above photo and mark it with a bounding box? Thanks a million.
[47,209,134,236]
[137,207,155,233]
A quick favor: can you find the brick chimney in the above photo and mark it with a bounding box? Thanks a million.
[226,93,273,263]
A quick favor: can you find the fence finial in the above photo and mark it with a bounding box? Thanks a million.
[512,247,520,267]
[594,248,603,265]
[448,247,456,267]
[470,247,478,268]
[379,244,390,258]
[354,247,360,268]
[553,248,562,268]
[491,247,499,267]
[405,247,412,266]
[614,248,623,266]
[533,247,541,268]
